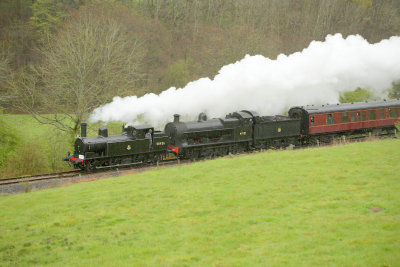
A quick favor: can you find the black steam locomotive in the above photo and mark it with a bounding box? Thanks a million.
[165,111,300,159]
[65,123,168,170]
[64,99,400,171]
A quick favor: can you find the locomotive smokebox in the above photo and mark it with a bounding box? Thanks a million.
[174,114,180,123]
[81,123,87,137]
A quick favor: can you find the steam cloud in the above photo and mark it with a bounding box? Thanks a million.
[90,34,400,128]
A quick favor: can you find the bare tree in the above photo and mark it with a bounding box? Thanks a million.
[9,3,145,135]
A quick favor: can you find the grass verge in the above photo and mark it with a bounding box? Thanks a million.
[0,139,399,266]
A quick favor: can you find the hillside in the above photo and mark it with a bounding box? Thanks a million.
[1,139,399,266]
[2,1,400,112]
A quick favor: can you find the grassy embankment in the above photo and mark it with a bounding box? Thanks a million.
[0,114,124,178]
[1,139,399,266]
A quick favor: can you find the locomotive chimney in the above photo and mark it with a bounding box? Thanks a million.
[174,114,180,123]
[81,123,87,137]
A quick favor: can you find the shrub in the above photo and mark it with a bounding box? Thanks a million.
[1,142,48,177]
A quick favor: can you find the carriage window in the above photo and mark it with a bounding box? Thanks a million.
[368,110,376,120]
[386,108,391,118]
[390,108,395,118]
[361,111,366,121]
[394,108,399,118]
[326,114,334,125]
[340,112,348,123]
[379,109,384,119]
[351,112,356,122]
[310,116,315,125]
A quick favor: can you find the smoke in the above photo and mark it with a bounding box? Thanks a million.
[89,34,400,128]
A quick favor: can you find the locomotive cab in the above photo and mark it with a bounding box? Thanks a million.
[288,107,309,135]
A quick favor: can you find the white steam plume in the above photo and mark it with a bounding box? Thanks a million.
[90,34,400,128]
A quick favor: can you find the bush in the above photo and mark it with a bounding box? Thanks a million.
[1,142,48,177]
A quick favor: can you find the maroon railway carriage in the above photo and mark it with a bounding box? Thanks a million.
[288,99,400,143]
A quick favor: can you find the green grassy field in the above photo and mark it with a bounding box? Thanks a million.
[1,139,399,266]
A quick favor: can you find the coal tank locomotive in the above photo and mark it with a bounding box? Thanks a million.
[64,123,168,171]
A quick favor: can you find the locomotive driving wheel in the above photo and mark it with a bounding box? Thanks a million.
[185,149,199,161]
[229,145,238,155]
[152,154,160,164]
[202,148,214,159]
[85,160,96,172]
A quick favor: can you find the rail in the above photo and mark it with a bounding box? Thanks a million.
[0,170,81,186]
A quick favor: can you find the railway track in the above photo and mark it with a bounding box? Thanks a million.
[0,158,184,194]
[0,170,82,186]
